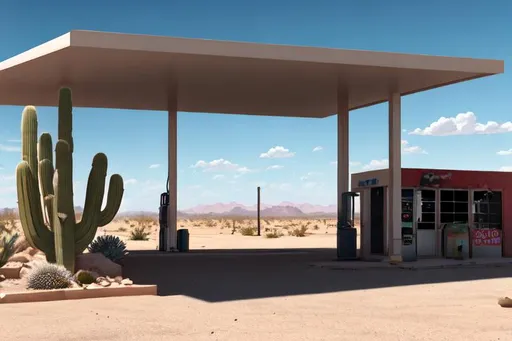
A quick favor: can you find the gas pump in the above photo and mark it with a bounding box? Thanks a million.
[158,176,170,251]
[337,191,359,260]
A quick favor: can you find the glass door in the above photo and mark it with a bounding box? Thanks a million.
[416,189,437,256]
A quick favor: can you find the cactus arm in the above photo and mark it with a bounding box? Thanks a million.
[98,174,124,227]
[38,159,55,228]
[38,133,53,163]
[16,161,55,261]
[75,153,108,254]
[21,106,39,184]
[53,140,76,271]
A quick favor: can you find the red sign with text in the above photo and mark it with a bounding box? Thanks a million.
[472,229,501,247]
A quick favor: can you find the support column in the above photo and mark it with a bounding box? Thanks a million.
[337,85,349,223]
[167,90,178,252]
[388,92,402,261]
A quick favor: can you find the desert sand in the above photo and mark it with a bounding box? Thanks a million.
[98,216,355,250]
[2,249,512,341]
[2,215,512,341]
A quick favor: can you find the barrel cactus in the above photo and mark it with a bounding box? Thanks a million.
[16,87,124,273]
[27,262,74,290]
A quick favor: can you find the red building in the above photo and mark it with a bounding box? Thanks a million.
[351,168,511,259]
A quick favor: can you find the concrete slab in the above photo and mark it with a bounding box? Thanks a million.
[311,258,512,270]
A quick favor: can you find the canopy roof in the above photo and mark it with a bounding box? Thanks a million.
[0,30,504,117]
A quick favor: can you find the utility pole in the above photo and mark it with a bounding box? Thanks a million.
[257,186,261,236]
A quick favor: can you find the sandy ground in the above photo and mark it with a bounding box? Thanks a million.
[100,217,351,250]
[3,250,512,341]
[3,217,512,340]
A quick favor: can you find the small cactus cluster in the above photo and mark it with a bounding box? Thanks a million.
[16,88,124,273]
[27,262,74,290]
[87,235,127,263]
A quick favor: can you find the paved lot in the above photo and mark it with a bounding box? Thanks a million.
[3,249,512,341]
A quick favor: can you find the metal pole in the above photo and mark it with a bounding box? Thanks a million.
[257,186,261,236]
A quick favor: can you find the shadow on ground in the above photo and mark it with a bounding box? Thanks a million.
[123,248,512,303]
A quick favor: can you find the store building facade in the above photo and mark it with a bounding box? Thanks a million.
[352,168,511,259]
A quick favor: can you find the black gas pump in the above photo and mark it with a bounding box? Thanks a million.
[158,176,170,251]
[337,191,359,260]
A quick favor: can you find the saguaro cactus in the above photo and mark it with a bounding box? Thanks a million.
[16,88,124,272]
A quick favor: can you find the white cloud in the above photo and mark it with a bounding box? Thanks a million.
[0,144,20,152]
[149,164,160,169]
[266,165,284,170]
[401,140,427,154]
[362,159,389,171]
[191,158,251,174]
[300,172,322,181]
[7,139,21,143]
[212,174,225,180]
[409,112,512,136]
[124,178,137,186]
[497,149,512,156]
[260,146,295,158]
[498,166,512,172]
[312,146,323,152]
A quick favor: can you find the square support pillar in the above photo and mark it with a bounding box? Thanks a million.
[167,90,178,252]
[388,92,402,261]
[337,86,350,221]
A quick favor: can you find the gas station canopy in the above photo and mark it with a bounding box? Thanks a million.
[0,30,504,117]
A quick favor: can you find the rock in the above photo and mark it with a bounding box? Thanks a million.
[70,281,82,288]
[13,236,30,254]
[0,274,5,282]
[114,276,123,283]
[8,252,32,263]
[0,262,22,279]
[106,276,116,283]
[95,276,106,283]
[99,280,111,287]
[110,282,121,287]
[498,297,512,308]
[121,278,133,286]
[85,283,103,289]
[24,247,39,257]
[19,267,31,278]
[75,253,122,277]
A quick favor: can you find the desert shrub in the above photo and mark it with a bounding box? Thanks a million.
[240,226,257,236]
[27,262,74,290]
[289,225,308,237]
[74,270,97,285]
[130,226,150,241]
[265,229,283,239]
[88,235,128,263]
[0,232,19,268]
[117,226,127,232]
[313,224,320,230]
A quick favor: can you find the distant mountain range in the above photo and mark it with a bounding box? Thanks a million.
[1,202,339,219]
[180,202,338,218]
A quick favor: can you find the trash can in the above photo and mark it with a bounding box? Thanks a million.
[443,223,469,259]
[177,229,189,252]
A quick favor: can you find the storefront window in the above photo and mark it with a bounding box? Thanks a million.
[440,190,469,223]
[473,190,502,229]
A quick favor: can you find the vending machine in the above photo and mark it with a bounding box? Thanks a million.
[401,189,417,261]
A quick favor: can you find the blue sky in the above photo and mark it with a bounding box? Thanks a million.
[0,0,511,211]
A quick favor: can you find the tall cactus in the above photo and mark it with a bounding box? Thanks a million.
[16,88,124,272]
